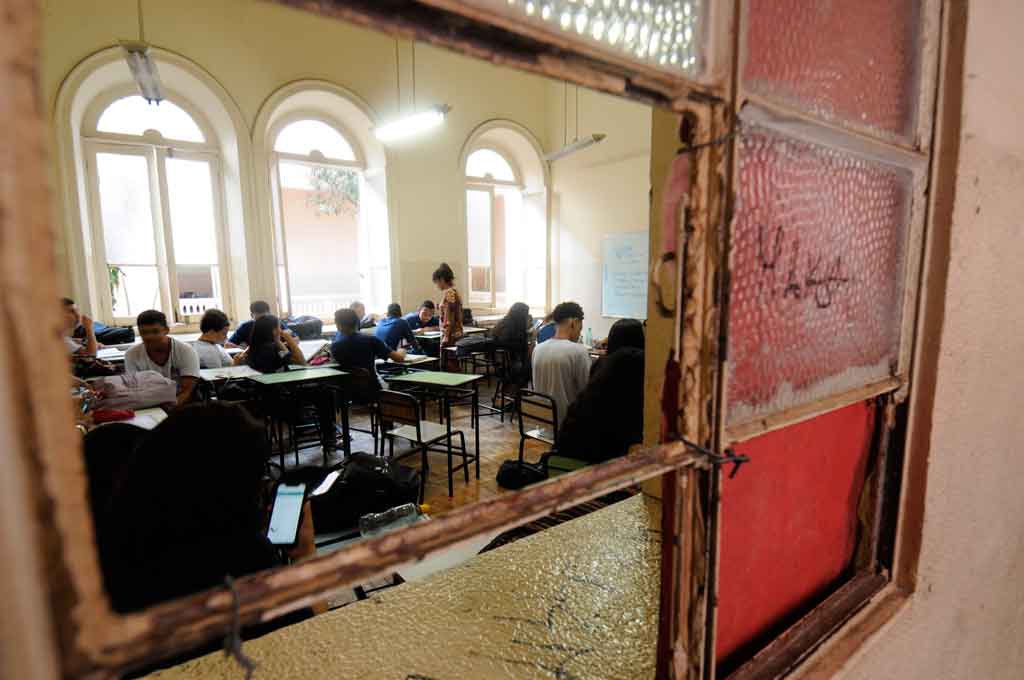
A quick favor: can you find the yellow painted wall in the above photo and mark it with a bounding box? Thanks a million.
[41,0,653,322]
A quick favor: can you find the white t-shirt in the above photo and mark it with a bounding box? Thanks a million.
[531,338,592,427]
[193,339,233,369]
[64,336,82,355]
[124,337,201,390]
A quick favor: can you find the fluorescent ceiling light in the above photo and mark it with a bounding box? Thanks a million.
[374,105,451,143]
[120,41,164,104]
[544,133,607,162]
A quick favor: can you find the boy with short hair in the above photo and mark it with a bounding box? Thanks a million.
[194,309,234,368]
[331,308,405,387]
[349,301,377,329]
[375,303,421,353]
[403,299,439,332]
[530,301,591,427]
[124,310,201,406]
[61,297,97,356]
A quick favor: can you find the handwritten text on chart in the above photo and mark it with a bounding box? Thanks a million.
[756,223,851,309]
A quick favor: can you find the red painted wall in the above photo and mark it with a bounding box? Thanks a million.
[715,401,876,665]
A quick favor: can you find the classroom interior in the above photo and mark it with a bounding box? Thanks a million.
[22,1,991,679]
[53,0,660,674]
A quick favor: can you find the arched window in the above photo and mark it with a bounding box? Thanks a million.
[463,134,547,311]
[261,85,392,320]
[82,93,228,324]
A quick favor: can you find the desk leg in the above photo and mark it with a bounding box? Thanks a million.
[445,392,454,497]
[473,382,480,480]
[341,392,351,459]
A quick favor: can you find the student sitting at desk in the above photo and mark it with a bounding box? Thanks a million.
[194,309,234,369]
[349,301,377,329]
[332,308,405,387]
[61,297,98,356]
[530,302,590,427]
[403,299,439,331]
[124,310,201,406]
[492,302,533,387]
[229,300,285,347]
[240,315,305,373]
[536,312,557,344]
[376,303,422,353]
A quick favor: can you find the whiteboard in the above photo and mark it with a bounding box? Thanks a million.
[601,232,649,319]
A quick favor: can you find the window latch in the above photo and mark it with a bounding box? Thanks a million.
[680,437,751,479]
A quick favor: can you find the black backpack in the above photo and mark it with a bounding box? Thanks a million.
[496,459,547,490]
[286,315,324,340]
[309,453,421,533]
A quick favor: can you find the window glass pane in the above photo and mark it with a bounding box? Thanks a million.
[166,158,218,265]
[727,125,912,424]
[274,119,356,161]
[467,188,492,296]
[742,0,921,141]
[110,265,161,317]
[95,152,157,265]
[716,401,875,669]
[96,96,205,142]
[277,159,361,318]
[466,149,516,182]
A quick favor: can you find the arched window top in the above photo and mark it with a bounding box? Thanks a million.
[96,95,205,142]
[466,148,518,183]
[274,119,356,161]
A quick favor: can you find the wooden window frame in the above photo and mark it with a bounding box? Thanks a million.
[0,1,961,678]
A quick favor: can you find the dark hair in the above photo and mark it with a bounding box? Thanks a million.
[249,300,271,316]
[249,314,280,349]
[136,309,168,330]
[335,308,359,334]
[551,301,584,324]
[61,297,75,307]
[607,318,645,354]
[421,299,436,311]
[104,402,274,611]
[200,309,230,334]
[386,303,402,318]
[432,263,455,285]
[494,302,532,344]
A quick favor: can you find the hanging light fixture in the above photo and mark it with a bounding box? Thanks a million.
[545,84,605,162]
[120,1,163,104]
[374,40,450,144]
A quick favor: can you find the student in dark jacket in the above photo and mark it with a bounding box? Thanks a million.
[492,301,532,387]
[375,303,422,353]
[556,318,645,464]
[403,300,439,331]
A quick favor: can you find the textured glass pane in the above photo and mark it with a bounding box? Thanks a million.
[504,0,704,75]
[166,158,218,265]
[97,96,205,142]
[275,119,356,161]
[727,127,911,423]
[742,0,921,140]
[716,402,875,665]
[466,149,517,182]
[111,265,161,317]
[96,153,157,265]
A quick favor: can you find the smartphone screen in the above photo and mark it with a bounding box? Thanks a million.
[267,483,306,546]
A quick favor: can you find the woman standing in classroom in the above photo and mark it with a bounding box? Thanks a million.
[432,262,463,370]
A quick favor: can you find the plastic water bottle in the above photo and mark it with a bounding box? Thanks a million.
[585,327,593,347]
[359,503,428,537]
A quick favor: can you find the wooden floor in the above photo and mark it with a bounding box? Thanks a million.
[290,377,551,516]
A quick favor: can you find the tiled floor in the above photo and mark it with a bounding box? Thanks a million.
[287,378,551,516]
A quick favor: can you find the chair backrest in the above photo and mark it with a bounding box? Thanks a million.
[517,389,558,441]
[344,366,382,405]
[378,390,421,429]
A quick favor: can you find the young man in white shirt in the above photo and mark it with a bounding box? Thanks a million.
[193,309,234,369]
[61,297,97,356]
[124,310,201,406]
[531,301,591,427]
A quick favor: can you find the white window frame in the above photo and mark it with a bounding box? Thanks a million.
[464,145,523,310]
[268,112,369,320]
[80,89,232,327]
